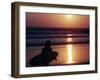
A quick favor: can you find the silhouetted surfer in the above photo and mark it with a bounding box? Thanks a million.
[29,40,58,66]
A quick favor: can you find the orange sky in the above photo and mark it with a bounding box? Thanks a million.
[26,13,89,29]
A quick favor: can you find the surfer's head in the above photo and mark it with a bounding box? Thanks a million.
[45,40,51,47]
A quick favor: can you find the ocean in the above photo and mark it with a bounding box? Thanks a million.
[26,27,89,67]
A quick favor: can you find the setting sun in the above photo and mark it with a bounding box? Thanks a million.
[67,38,72,42]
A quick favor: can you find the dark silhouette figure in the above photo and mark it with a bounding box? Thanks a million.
[29,40,58,66]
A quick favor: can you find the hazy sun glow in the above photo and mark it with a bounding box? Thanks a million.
[66,15,73,19]
[27,13,89,29]
[64,15,75,25]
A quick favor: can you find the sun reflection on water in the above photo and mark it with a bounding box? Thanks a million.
[66,38,74,64]
[67,45,73,64]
